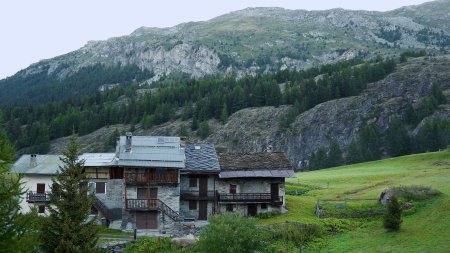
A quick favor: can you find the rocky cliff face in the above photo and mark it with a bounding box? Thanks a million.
[206,56,450,168]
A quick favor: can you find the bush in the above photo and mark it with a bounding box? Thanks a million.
[196,213,268,253]
[124,237,183,253]
[267,222,322,247]
[383,196,402,231]
[391,185,441,201]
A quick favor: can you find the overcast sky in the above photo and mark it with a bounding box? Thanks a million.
[0,0,432,79]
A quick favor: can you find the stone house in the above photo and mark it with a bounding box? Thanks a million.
[10,134,294,234]
[216,152,294,216]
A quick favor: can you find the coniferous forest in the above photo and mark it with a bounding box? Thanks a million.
[0,56,449,169]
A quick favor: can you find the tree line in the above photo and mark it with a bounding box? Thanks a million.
[1,57,397,153]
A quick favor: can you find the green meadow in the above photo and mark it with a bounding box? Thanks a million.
[263,151,450,252]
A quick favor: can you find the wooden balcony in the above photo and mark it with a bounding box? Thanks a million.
[124,172,178,185]
[218,193,283,205]
[26,191,50,202]
[126,198,159,210]
[180,190,216,201]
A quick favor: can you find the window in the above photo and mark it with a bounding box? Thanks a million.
[96,182,106,194]
[229,184,236,194]
[226,204,234,212]
[261,203,268,210]
[38,205,45,214]
[189,200,197,210]
[37,183,45,193]
[189,176,197,187]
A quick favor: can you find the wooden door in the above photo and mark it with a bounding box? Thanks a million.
[136,212,158,229]
[271,183,279,200]
[199,177,208,197]
[248,204,257,216]
[37,183,45,193]
[198,201,208,220]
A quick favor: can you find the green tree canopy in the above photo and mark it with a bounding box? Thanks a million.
[40,135,99,253]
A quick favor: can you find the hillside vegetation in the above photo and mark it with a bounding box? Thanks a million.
[262,151,450,252]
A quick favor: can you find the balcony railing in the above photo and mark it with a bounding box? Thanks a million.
[126,198,159,210]
[180,190,216,200]
[26,191,50,202]
[124,172,178,185]
[218,193,283,205]
[125,198,181,221]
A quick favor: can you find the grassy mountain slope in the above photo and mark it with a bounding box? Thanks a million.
[263,151,450,252]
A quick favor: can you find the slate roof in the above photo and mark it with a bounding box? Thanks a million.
[118,136,185,168]
[10,155,63,175]
[183,144,220,172]
[218,152,295,178]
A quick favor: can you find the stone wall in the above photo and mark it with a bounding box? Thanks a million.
[179,200,214,220]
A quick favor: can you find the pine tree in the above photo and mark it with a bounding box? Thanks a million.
[383,195,402,232]
[40,135,99,253]
[385,117,411,157]
[220,102,229,123]
[327,140,343,167]
[346,138,363,164]
[309,148,327,170]
[0,114,22,252]
[191,114,199,131]
[359,124,381,161]
[198,121,211,140]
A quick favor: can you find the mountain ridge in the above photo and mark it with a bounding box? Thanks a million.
[1,1,450,106]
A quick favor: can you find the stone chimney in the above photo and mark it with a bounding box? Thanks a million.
[266,144,273,153]
[180,136,187,148]
[115,137,120,158]
[30,154,37,167]
[125,132,132,152]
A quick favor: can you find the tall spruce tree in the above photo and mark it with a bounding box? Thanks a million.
[359,124,381,161]
[40,135,99,253]
[0,113,22,253]
[327,140,343,167]
[385,117,411,157]
[346,138,363,164]
[383,195,402,232]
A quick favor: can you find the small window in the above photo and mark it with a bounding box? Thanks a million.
[189,176,197,187]
[38,205,45,214]
[261,203,268,210]
[189,200,197,210]
[96,182,106,194]
[226,204,234,212]
[229,184,236,194]
[37,183,45,193]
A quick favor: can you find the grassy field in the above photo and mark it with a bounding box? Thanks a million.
[262,151,450,252]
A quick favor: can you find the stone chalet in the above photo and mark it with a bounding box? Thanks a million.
[10,134,294,234]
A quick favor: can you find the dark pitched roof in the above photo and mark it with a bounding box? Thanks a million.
[218,152,293,171]
[218,152,295,178]
[184,144,220,172]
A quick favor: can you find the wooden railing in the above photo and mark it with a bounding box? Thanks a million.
[218,193,283,205]
[26,191,50,202]
[124,172,178,185]
[180,190,216,200]
[126,198,180,221]
[126,198,159,210]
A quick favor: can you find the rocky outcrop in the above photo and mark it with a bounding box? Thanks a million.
[206,56,450,168]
